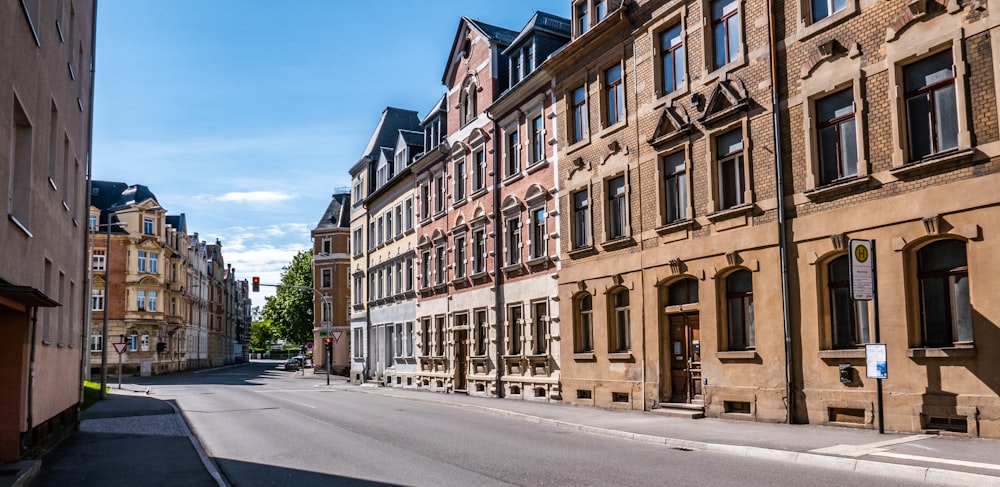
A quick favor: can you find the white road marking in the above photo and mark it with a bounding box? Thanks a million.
[809,435,934,457]
[252,390,317,409]
[873,451,1000,471]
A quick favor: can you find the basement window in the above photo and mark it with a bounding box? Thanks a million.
[925,416,968,434]
[724,401,751,414]
[612,392,630,403]
[828,407,865,424]
[577,389,593,400]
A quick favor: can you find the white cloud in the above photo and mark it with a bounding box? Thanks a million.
[214,191,295,203]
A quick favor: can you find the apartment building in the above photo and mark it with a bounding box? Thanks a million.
[311,192,351,374]
[348,107,422,384]
[0,0,96,461]
[488,12,570,401]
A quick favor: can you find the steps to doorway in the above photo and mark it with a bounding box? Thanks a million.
[652,402,705,419]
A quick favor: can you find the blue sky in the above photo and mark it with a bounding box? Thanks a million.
[92,1,569,308]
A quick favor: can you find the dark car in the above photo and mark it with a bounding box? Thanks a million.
[283,357,301,371]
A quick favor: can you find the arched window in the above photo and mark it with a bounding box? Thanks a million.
[828,255,869,348]
[667,278,699,306]
[573,294,593,353]
[609,289,631,353]
[917,240,971,347]
[725,270,754,350]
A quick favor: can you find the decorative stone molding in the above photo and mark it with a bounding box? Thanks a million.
[922,215,943,235]
[831,233,849,252]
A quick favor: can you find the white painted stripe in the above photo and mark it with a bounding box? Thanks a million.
[252,390,317,409]
[808,435,935,457]
[873,452,1000,472]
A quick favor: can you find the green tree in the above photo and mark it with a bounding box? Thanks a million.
[250,318,279,352]
[260,250,314,345]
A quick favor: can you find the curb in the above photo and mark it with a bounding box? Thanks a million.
[6,460,39,487]
[164,400,230,487]
[348,387,1000,487]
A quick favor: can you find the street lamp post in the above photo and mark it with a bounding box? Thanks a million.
[100,219,127,399]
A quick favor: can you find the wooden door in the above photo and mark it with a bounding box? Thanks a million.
[454,330,467,391]
[664,313,702,403]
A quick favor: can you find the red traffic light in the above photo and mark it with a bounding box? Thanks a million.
[252,276,260,292]
[323,338,332,344]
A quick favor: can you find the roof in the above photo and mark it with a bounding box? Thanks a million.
[504,11,571,53]
[90,180,160,228]
[314,192,351,230]
[400,129,423,148]
[354,107,421,170]
[442,17,519,85]
[420,94,448,125]
[166,214,186,233]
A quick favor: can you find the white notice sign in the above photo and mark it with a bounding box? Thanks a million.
[850,239,874,301]
[865,343,887,379]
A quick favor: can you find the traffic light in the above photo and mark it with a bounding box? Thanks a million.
[324,337,332,350]
[252,276,260,292]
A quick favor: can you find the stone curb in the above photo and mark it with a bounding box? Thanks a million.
[349,387,1000,487]
[165,400,230,487]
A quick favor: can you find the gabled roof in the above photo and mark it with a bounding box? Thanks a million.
[504,11,571,53]
[90,180,161,226]
[441,17,518,85]
[314,192,351,230]
[166,213,186,232]
[356,107,421,169]
[420,94,448,125]
[399,129,423,148]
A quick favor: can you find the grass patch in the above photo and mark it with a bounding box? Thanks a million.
[82,381,107,411]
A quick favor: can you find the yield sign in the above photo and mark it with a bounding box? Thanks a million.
[331,330,343,342]
[112,342,128,354]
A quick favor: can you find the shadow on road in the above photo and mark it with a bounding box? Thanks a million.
[110,361,301,388]
[215,458,405,487]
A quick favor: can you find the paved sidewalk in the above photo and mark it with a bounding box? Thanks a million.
[30,387,225,487]
[322,376,1000,487]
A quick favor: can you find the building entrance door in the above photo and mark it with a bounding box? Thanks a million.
[662,313,702,403]
[454,330,467,392]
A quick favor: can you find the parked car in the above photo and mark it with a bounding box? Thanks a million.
[283,358,301,371]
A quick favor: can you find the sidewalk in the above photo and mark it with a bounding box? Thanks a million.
[27,387,225,487]
[320,375,1000,487]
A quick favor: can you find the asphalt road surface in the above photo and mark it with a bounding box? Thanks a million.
[140,362,941,487]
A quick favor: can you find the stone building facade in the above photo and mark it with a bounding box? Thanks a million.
[311,192,351,374]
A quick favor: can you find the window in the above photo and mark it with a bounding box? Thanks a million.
[605,64,624,126]
[434,174,445,214]
[711,0,740,70]
[716,128,745,210]
[816,89,858,184]
[405,198,414,230]
[472,149,486,192]
[572,189,591,249]
[461,83,478,126]
[323,238,332,254]
[395,261,403,294]
[577,1,590,35]
[917,240,971,347]
[530,116,545,164]
[595,0,606,22]
[533,301,548,355]
[472,228,487,274]
[376,268,383,298]
[571,86,588,144]
[509,305,523,355]
[322,268,332,288]
[92,249,106,271]
[725,270,754,350]
[149,291,157,312]
[529,207,547,259]
[321,300,331,324]
[506,129,520,177]
[454,235,467,279]
[455,158,467,201]
[10,98,32,230]
[667,278,699,306]
[660,23,685,95]
[607,176,627,240]
[90,333,102,352]
[475,309,488,356]
[129,331,138,352]
[141,332,150,352]
[435,316,445,355]
[385,211,393,240]
[420,183,430,221]
[811,0,846,23]
[574,294,594,353]
[377,216,384,245]
[368,221,376,249]
[828,256,869,348]
[149,253,158,274]
[435,245,446,285]
[89,214,97,230]
[354,328,364,358]
[662,151,688,223]
[353,275,362,305]
[904,50,958,161]
[420,318,431,355]
[420,250,431,288]
[137,252,147,273]
[91,289,104,311]
[353,228,362,256]
[505,218,521,266]
[405,322,414,357]
[143,217,154,235]
[609,289,630,353]
[395,204,403,236]
[405,256,414,291]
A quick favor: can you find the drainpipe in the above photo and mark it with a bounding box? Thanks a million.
[766,0,796,424]
[25,307,38,451]
[485,110,504,399]
[79,0,100,418]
